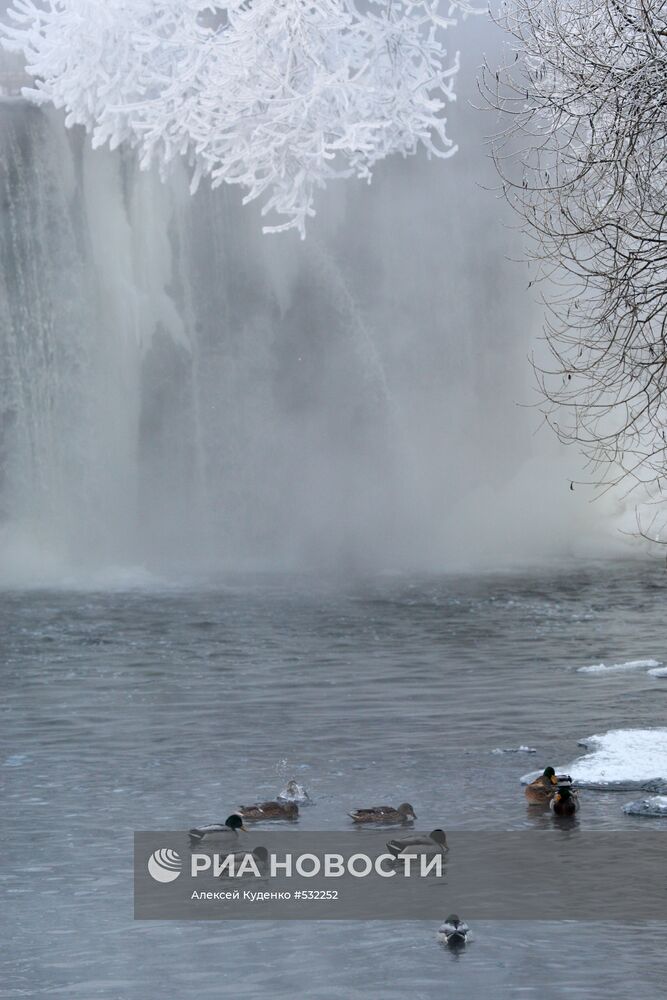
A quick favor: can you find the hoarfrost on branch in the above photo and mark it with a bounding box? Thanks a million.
[2,0,475,235]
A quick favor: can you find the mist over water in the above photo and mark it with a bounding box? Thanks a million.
[0,18,624,586]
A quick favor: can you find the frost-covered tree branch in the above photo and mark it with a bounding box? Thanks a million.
[1,0,475,236]
[485,0,667,525]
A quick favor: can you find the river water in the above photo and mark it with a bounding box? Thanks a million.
[2,560,667,998]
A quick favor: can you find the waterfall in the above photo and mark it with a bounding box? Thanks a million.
[0,101,401,582]
[0,41,621,586]
[0,103,198,582]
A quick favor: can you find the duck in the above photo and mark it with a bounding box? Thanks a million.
[524,766,559,804]
[550,785,579,816]
[237,800,299,821]
[189,812,247,846]
[218,846,270,873]
[438,914,470,946]
[348,803,416,824]
[386,829,448,858]
[277,779,310,804]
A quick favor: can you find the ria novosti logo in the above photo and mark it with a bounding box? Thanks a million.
[146,846,445,883]
[147,848,182,883]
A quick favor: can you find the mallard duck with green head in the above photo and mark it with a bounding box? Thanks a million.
[189,812,247,846]
[386,829,448,858]
[218,846,270,873]
[550,785,579,816]
[349,803,416,824]
[524,766,559,804]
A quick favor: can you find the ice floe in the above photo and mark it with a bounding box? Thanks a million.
[623,795,667,816]
[647,667,667,678]
[577,659,660,675]
[520,728,667,790]
[492,746,537,755]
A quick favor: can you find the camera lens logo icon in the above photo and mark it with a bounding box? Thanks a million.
[147,848,182,883]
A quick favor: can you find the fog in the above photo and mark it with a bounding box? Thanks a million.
[0,14,628,586]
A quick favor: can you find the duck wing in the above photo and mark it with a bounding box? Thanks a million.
[238,804,264,817]
[240,801,296,819]
[439,919,469,940]
[188,823,235,843]
[386,834,432,855]
[349,806,392,822]
[399,843,446,857]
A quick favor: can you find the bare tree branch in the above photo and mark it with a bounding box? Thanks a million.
[484,0,667,534]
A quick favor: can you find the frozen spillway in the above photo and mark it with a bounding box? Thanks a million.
[521,729,667,790]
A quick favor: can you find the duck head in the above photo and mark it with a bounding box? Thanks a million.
[430,829,448,847]
[398,803,417,819]
[543,766,557,785]
[226,813,247,832]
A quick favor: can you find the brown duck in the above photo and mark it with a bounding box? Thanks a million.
[348,803,416,824]
[524,766,559,804]
[238,800,299,821]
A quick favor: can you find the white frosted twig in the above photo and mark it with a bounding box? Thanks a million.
[1,0,474,236]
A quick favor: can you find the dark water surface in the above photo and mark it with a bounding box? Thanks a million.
[2,562,667,997]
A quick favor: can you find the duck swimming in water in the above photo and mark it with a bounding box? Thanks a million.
[438,914,469,946]
[386,829,448,858]
[218,846,270,873]
[189,813,246,846]
[524,766,559,804]
[277,779,310,804]
[349,803,416,824]
[238,801,299,821]
[550,785,579,816]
